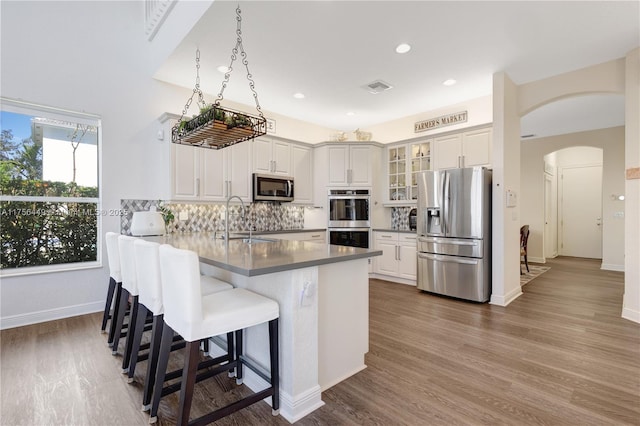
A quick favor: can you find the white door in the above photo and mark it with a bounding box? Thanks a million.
[560,165,602,258]
[544,172,557,259]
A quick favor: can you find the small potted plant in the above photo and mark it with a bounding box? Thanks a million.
[157,200,175,234]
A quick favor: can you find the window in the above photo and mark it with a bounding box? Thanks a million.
[0,98,101,276]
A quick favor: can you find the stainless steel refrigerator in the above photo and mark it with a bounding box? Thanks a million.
[416,167,492,302]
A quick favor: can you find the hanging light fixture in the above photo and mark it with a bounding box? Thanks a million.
[172,6,267,149]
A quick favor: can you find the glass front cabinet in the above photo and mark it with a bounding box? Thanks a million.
[385,140,431,205]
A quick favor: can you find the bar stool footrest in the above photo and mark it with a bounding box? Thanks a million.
[189,387,274,426]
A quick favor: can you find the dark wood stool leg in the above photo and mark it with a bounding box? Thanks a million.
[122,295,140,372]
[142,315,164,411]
[107,282,123,345]
[149,323,175,423]
[235,329,243,385]
[202,338,209,356]
[111,287,129,355]
[269,318,280,414]
[177,341,200,426]
[127,303,148,382]
[525,254,530,273]
[101,277,117,333]
[227,332,235,377]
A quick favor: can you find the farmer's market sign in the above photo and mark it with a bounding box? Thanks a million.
[414,111,468,133]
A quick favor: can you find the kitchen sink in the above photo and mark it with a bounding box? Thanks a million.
[242,237,278,244]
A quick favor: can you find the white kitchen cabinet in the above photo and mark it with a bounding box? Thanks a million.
[326,144,374,187]
[253,137,291,176]
[225,141,252,201]
[291,144,313,204]
[172,143,201,199]
[172,143,226,200]
[373,231,417,285]
[434,127,492,170]
[171,140,251,202]
[398,235,418,280]
[461,128,492,167]
[385,140,432,205]
[374,233,399,276]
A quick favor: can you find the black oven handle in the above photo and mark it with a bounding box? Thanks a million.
[328,227,371,232]
[328,195,370,200]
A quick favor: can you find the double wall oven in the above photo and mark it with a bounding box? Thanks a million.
[328,189,370,249]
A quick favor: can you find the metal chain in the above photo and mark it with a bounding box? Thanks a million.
[214,5,264,118]
[178,49,207,124]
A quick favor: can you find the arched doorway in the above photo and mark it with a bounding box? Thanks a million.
[545,146,604,260]
[519,94,625,270]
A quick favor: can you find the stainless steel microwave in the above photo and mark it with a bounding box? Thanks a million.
[253,173,294,202]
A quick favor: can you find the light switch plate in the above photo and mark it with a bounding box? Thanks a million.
[179,211,188,221]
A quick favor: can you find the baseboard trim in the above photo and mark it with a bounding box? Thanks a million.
[622,306,640,324]
[601,263,624,272]
[320,364,367,391]
[370,273,416,286]
[206,338,324,423]
[243,371,324,423]
[490,286,523,307]
[0,301,103,330]
[528,256,545,264]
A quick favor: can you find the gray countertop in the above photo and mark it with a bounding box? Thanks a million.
[143,232,381,277]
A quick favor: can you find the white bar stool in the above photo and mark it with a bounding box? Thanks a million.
[103,232,128,347]
[129,240,233,411]
[111,235,149,366]
[150,244,280,425]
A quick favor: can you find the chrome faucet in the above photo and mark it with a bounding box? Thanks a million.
[223,195,245,240]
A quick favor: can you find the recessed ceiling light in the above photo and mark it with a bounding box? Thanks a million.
[395,43,411,54]
[346,112,355,116]
[293,92,305,99]
[442,79,457,86]
[217,65,230,73]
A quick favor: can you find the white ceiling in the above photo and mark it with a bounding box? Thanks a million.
[154,1,639,139]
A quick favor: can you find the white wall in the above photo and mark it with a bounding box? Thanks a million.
[364,95,492,143]
[490,72,523,306]
[513,53,639,323]
[520,129,625,270]
[0,1,339,328]
[1,1,166,326]
[623,48,640,323]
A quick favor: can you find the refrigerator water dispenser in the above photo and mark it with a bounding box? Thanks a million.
[426,208,443,234]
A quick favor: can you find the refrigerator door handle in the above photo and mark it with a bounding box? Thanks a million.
[418,252,479,265]
[420,237,479,246]
[443,171,450,235]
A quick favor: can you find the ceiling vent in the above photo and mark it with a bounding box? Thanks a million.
[521,134,536,139]
[363,80,393,94]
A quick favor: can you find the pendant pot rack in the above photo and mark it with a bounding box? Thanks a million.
[172,6,266,150]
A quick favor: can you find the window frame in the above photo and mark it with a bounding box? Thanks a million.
[0,97,103,277]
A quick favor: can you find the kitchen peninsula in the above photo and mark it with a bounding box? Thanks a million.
[145,232,381,423]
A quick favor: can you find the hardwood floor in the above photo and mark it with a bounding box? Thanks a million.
[1,257,638,425]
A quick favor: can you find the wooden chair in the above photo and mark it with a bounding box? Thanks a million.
[520,225,530,275]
